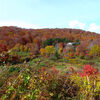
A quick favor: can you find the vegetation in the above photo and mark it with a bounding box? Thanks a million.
[0,26,100,100]
[43,38,71,47]
[89,45,100,57]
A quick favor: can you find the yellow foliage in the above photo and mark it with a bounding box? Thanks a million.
[58,47,62,54]
[45,46,55,55]
[89,45,100,57]
[70,74,100,97]
[40,48,45,55]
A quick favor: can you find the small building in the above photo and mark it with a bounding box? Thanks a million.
[64,42,73,49]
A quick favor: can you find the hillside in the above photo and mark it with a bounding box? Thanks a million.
[0,26,100,48]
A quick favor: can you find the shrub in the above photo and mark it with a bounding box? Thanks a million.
[78,65,99,99]
[69,66,100,100]
[79,64,98,77]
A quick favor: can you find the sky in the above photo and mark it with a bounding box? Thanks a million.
[0,0,100,33]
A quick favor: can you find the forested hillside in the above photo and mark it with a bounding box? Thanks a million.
[0,26,100,49]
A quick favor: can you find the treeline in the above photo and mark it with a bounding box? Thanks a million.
[0,26,100,49]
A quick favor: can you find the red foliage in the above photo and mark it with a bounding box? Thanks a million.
[79,65,98,78]
[0,44,8,53]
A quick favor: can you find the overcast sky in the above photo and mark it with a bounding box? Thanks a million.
[0,0,100,33]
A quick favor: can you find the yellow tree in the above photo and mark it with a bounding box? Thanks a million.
[89,45,100,57]
[45,46,55,56]
[40,48,45,56]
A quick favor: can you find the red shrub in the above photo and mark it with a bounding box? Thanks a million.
[79,65,98,78]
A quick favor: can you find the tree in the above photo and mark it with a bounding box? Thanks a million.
[40,48,45,56]
[45,46,55,55]
[43,38,54,47]
[89,45,100,57]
